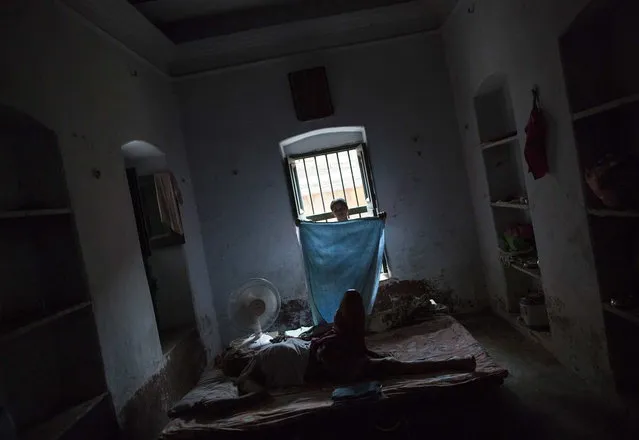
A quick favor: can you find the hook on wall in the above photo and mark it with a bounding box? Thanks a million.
[531,85,541,107]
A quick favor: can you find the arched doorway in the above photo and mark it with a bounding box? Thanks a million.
[121,141,196,350]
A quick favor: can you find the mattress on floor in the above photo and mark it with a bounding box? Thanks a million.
[160,315,508,439]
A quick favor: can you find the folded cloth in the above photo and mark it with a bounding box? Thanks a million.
[331,381,383,403]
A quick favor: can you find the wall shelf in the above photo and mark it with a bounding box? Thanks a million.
[475,76,542,319]
[573,93,639,122]
[560,0,639,397]
[0,105,109,432]
[0,208,71,219]
[587,208,639,218]
[22,393,109,440]
[498,247,535,258]
[491,201,529,210]
[508,263,541,280]
[498,310,553,353]
[0,301,92,344]
[481,133,518,150]
[603,303,639,327]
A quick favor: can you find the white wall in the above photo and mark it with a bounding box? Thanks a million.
[0,0,220,413]
[443,0,611,382]
[177,32,483,343]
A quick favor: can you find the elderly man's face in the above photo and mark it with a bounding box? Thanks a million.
[331,202,349,222]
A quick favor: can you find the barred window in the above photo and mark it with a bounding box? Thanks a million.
[286,143,390,277]
[287,144,376,222]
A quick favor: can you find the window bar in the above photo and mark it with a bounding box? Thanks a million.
[360,144,379,216]
[336,152,348,200]
[290,162,304,216]
[313,155,326,213]
[357,151,371,202]
[324,154,336,200]
[346,151,361,207]
[301,159,316,215]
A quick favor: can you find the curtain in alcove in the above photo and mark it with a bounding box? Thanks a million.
[154,171,184,235]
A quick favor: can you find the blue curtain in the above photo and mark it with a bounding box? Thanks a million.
[298,218,385,324]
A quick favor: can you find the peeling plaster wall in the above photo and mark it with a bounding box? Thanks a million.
[442,0,611,382]
[0,0,220,413]
[177,32,484,344]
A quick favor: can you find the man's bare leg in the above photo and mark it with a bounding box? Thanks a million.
[364,355,476,378]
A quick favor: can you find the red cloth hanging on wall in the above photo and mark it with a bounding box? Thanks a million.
[524,88,549,179]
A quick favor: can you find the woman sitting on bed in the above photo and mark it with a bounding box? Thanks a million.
[236,290,476,394]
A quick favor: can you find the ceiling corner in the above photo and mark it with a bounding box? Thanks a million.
[59,0,176,73]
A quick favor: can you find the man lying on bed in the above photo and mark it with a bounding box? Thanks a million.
[236,289,476,394]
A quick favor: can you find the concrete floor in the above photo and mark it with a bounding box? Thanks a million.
[457,313,638,440]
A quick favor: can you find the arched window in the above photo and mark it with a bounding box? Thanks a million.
[280,127,378,222]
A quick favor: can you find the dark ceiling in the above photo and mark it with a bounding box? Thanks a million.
[129,0,418,44]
